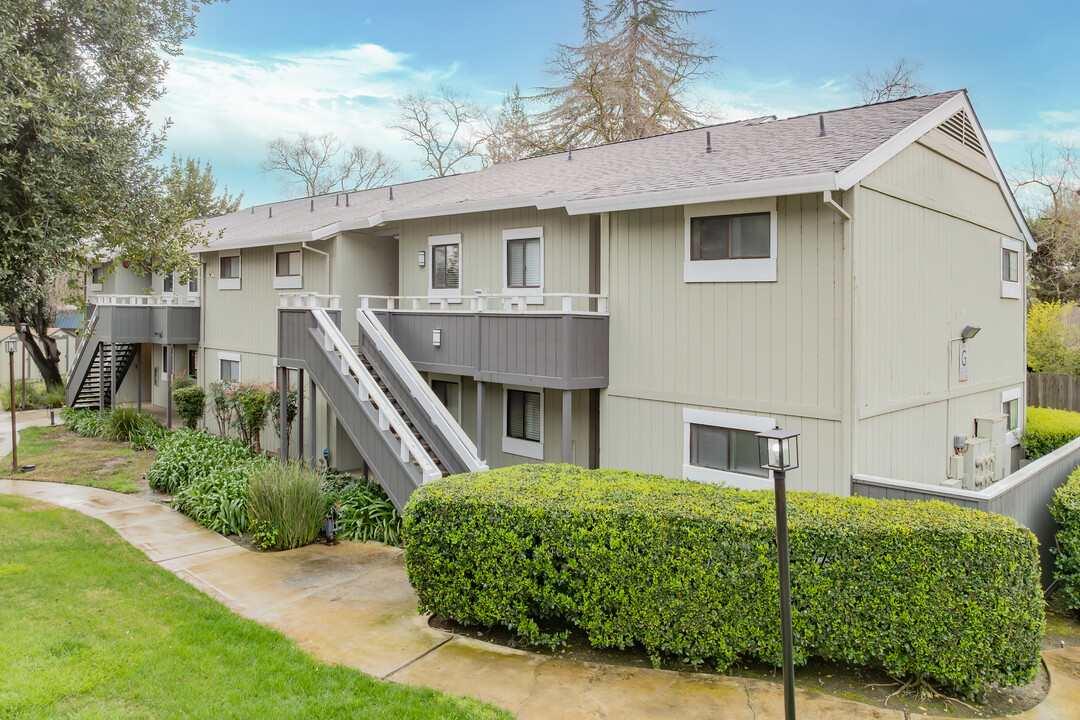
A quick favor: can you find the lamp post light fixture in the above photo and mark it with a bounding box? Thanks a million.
[758,426,800,720]
[5,337,18,475]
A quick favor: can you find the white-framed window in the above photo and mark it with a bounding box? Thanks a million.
[1001,237,1023,299]
[274,249,302,289]
[219,255,241,290]
[503,386,543,460]
[428,234,462,302]
[218,351,241,382]
[682,408,775,490]
[188,273,199,294]
[431,377,461,422]
[1001,386,1023,447]
[502,227,544,303]
[188,349,198,380]
[163,273,174,294]
[684,199,778,283]
[90,266,105,292]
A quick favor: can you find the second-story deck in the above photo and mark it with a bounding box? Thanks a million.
[87,294,200,345]
[341,293,609,390]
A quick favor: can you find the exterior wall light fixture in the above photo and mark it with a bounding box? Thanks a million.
[418,250,426,267]
[432,328,442,348]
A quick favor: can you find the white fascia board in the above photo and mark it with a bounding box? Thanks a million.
[835,94,968,191]
[561,172,840,215]
[379,194,550,223]
[195,232,312,253]
[834,92,1035,252]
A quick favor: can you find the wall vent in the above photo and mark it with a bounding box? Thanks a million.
[938,111,985,156]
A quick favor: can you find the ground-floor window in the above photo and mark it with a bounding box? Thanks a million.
[218,352,241,382]
[188,349,198,380]
[1001,387,1022,446]
[682,408,774,489]
[503,386,543,460]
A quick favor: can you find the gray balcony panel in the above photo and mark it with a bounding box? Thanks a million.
[91,305,200,345]
[371,310,608,390]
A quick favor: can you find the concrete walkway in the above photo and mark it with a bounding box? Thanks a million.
[1,476,1077,719]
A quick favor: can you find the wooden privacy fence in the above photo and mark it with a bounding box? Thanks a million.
[1027,372,1080,412]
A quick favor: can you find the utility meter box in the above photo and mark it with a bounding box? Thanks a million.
[962,437,994,490]
[975,413,1009,481]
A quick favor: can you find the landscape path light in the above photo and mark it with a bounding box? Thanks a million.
[6,337,19,474]
[757,426,800,720]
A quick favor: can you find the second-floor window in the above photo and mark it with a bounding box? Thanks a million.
[91,266,105,285]
[506,238,541,288]
[431,244,460,289]
[690,213,770,260]
[219,255,241,290]
[274,250,302,289]
[1001,237,1023,299]
[163,273,174,293]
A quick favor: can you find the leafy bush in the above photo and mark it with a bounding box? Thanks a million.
[208,381,235,436]
[231,382,273,451]
[325,470,402,545]
[271,387,297,437]
[1052,466,1080,610]
[1027,300,1080,373]
[1021,406,1080,459]
[248,463,325,550]
[103,408,160,443]
[2,381,66,410]
[147,429,260,495]
[172,464,252,536]
[172,384,206,430]
[172,371,196,389]
[61,407,105,438]
[404,465,1043,697]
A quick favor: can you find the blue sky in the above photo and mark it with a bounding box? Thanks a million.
[152,0,1080,206]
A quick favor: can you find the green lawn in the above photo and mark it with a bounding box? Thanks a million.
[0,495,509,719]
[2,426,152,492]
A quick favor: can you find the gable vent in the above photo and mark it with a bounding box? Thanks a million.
[938,111,985,156]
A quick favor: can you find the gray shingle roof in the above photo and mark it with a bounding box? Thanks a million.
[198,91,965,250]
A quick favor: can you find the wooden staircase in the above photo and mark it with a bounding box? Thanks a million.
[70,342,137,409]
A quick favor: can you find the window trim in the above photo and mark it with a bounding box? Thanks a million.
[502,226,544,304]
[427,234,462,302]
[1001,386,1023,447]
[502,385,544,460]
[683,199,778,283]
[90,265,104,292]
[218,351,241,382]
[682,408,775,489]
[1001,237,1023,299]
[273,249,303,289]
[219,254,241,290]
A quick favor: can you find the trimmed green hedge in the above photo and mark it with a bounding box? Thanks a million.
[1052,466,1080,610]
[1022,406,1080,459]
[404,465,1043,696]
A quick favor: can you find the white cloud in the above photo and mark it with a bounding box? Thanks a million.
[151,43,474,202]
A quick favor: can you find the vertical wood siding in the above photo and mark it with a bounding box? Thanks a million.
[853,138,1027,484]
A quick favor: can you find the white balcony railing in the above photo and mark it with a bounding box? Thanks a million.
[359,293,608,315]
[90,293,199,307]
[278,292,341,310]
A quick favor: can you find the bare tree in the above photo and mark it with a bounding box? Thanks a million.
[1013,141,1080,303]
[535,0,715,149]
[390,86,492,177]
[261,131,399,196]
[857,58,930,104]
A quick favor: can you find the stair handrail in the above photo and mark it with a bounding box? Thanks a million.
[310,308,442,483]
[357,308,487,473]
[65,309,100,407]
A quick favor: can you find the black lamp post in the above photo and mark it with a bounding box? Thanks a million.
[6,337,18,474]
[16,322,27,409]
[757,426,800,720]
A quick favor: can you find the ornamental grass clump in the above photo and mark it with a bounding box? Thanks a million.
[403,464,1044,698]
[248,463,325,550]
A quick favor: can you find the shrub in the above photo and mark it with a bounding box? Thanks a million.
[248,463,326,550]
[172,384,206,430]
[404,465,1043,697]
[61,407,105,438]
[208,381,235,436]
[2,381,66,410]
[325,470,402,545]
[271,387,297,438]
[172,371,196,389]
[172,464,253,536]
[147,430,259,495]
[1052,466,1080,610]
[230,382,273,452]
[1027,300,1080,373]
[103,408,160,443]
[1021,406,1080,459]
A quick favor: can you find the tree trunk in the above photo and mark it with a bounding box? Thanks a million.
[14,304,63,395]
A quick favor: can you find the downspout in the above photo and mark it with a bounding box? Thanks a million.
[824,190,855,490]
[823,190,851,221]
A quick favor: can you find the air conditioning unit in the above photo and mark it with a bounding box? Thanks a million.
[975,413,1008,482]
[962,437,995,489]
